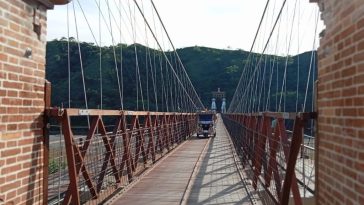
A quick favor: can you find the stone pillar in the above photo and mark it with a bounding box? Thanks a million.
[316,0,364,204]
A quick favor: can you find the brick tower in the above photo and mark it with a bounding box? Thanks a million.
[314,0,364,204]
[0,0,67,204]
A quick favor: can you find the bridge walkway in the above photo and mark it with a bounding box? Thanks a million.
[109,116,253,205]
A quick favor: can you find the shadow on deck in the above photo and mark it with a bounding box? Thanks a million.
[108,119,254,205]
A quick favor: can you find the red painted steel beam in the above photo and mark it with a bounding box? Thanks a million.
[280,116,305,205]
[222,112,317,205]
[61,110,81,205]
[63,116,100,204]
[47,108,196,204]
[43,81,51,205]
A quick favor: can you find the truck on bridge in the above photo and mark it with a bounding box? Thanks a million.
[196,111,217,138]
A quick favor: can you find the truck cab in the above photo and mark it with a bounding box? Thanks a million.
[197,112,216,138]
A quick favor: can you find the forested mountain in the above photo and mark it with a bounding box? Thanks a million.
[46,39,316,112]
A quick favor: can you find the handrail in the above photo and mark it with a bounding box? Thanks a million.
[45,108,198,205]
[222,112,317,205]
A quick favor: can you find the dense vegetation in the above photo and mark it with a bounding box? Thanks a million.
[46,39,316,112]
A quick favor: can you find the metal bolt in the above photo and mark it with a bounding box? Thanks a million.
[24,47,32,58]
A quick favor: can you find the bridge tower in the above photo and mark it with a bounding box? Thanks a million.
[210,98,217,111]
[221,98,227,113]
[211,88,226,112]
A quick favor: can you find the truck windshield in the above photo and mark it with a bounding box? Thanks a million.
[199,114,213,121]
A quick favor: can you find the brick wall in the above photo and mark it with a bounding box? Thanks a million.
[316,0,364,204]
[0,0,51,204]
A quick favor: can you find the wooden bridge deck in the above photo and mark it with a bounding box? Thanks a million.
[109,117,253,205]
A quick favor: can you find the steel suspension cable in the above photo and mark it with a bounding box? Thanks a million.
[278,0,298,112]
[228,0,271,112]
[303,10,319,112]
[106,0,123,109]
[99,0,103,109]
[150,0,204,109]
[265,0,279,111]
[76,0,99,47]
[295,0,300,112]
[150,5,159,111]
[72,1,89,126]
[133,0,200,110]
[119,0,124,110]
[67,3,71,108]
[140,1,151,111]
[160,56,168,111]
[256,5,273,112]
[230,0,287,113]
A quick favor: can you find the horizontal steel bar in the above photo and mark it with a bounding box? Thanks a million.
[286,130,315,139]
[46,108,195,117]
[225,111,317,120]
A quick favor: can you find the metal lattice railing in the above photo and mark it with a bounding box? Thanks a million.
[222,112,317,205]
[45,108,197,205]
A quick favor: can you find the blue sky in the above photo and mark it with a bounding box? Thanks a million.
[47,0,323,55]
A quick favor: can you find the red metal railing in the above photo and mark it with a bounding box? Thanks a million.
[45,108,197,205]
[222,112,316,205]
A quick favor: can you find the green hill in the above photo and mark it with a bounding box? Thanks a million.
[46,39,316,112]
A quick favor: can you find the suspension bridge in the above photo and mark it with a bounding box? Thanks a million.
[42,0,318,204]
[1,0,363,205]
